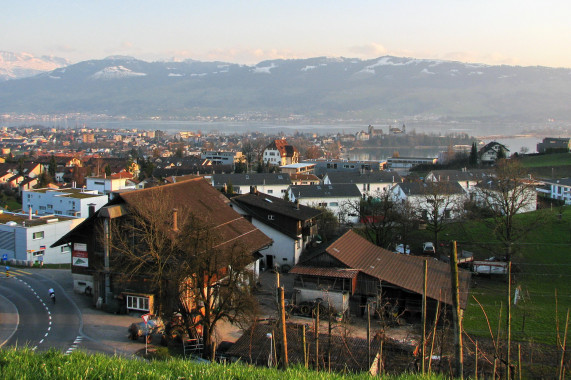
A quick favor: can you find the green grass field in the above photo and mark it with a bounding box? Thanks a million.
[0,349,441,380]
[519,152,571,168]
[415,207,571,345]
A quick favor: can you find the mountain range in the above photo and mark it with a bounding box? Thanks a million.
[1,53,570,123]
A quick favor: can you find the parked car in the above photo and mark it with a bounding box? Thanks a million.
[422,242,435,255]
[394,244,411,255]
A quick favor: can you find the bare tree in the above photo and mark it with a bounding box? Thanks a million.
[411,182,465,253]
[343,189,399,249]
[108,190,258,360]
[474,159,538,261]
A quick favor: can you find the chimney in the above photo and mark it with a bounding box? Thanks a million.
[295,199,300,210]
[173,208,178,232]
[88,203,96,217]
[28,206,32,220]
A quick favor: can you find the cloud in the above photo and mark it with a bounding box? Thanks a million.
[348,43,388,58]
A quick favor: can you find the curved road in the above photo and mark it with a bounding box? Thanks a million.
[0,268,82,353]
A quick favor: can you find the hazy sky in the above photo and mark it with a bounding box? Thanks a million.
[4,1,571,67]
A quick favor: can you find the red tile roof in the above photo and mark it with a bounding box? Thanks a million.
[326,230,470,308]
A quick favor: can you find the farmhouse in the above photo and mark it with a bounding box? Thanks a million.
[291,230,471,318]
[52,178,272,314]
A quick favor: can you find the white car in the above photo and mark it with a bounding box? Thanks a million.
[422,242,435,254]
[395,244,410,255]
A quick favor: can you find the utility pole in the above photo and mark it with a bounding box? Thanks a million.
[421,259,428,375]
[278,286,288,369]
[450,241,464,378]
[507,261,512,379]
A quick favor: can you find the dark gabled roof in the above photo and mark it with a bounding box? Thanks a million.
[289,266,359,279]
[231,192,322,221]
[395,181,466,196]
[479,141,509,154]
[325,171,401,184]
[427,169,493,182]
[211,173,291,187]
[324,230,470,308]
[290,183,361,198]
[53,178,272,255]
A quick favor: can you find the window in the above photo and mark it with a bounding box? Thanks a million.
[267,190,273,194]
[47,205,53,210]
[33,231,44,240]
[126,295,150,312]
[33,250,45,257]
[39,206,46,210]
[55,210,62,215]
[318,202,327,207]
[61,246,71,253]
[268,215,275,220]
[329,202,338,206]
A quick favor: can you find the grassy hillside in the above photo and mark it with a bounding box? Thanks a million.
[0,348,439,380]
[519,152,571,178]
[413,206,571,345]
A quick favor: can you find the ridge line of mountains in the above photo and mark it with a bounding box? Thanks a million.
[1,52,570,123]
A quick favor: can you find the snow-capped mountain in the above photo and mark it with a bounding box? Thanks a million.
[0,51,70,81]
[0,55,570,122]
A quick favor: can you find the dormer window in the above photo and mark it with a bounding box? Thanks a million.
[268,215,275,220]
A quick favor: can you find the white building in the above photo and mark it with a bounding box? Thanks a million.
[22,188,109,218]
[210,173,292,196]
[391,182,467,220]
[0,211,84,264]
[323,171,402,198]
[537,178,571,205]
[86,173,136,194]
[201,151,244,166]
[288,184,362,224]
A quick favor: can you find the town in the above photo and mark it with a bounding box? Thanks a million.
[0,122,569,378]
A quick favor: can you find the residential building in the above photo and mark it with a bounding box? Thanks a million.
[201,151,244,166]
[474,179,538,213]
[537,137,570,153]
[536,178,571,204]
[391,181,467,220]
[262,139,299,166]
[279,163,315,175]
[425,169,493,195]
[52,178,272,312]
[231,190,322,271]
[85,172,136,195]
[288,183,362,224]
[290,173,321,186]
[23,188,109,218]
[303,159,384,177]
[479,142,509,164]
[386,157,438,172]
[0,211,84,264]
[323,171,402,198]
[210,173,291,196]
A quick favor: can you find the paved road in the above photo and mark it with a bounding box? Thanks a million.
[0,268,82,354]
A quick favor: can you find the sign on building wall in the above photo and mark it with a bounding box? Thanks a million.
[72,243,88,267]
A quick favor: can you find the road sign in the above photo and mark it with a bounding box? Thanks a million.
[141,313,151,324]
[2,254,7,261]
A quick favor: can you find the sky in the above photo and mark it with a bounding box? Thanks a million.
[3,0,571,68]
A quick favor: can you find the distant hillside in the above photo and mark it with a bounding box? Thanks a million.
[0,51,69,81]
[1,55,570,123]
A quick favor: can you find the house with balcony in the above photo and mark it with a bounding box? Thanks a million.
[230,189,322,271]
[323,171,402,198]
[288,184,362,224]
